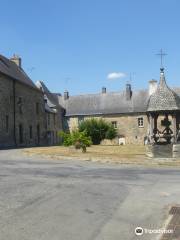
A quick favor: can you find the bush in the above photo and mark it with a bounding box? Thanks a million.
[105,125,117,140]
[79,118,117,144]
[59,130,92,152]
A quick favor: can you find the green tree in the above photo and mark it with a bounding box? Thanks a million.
[78,118,117,144]
[59,130,92,152]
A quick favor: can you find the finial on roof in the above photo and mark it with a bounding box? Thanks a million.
[159,66,166,86]
[160,67,164,73]
[156,49,167,68]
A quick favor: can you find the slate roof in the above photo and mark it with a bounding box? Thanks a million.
[0,54,38,90]
[147,68,180,112]
[36,81,63,113]
[57,84,180,116]
[58,89,150,116]
[45,103,57,113]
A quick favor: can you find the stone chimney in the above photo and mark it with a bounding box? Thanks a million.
[126,83,132,100]
[10,54,22,68]
[102,87,106,94]
[64,90,69,100]
[149,79,158,96]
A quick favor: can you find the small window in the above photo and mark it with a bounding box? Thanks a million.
[138,117,144,127]
[47,113,50,125]
[53,114,56,125]
[37,124,40,144]
[29,126,33,139]
[18,97,23,114]
[19,124,23,144]
[111,121,117,129]
[36,103,39,115]
[5,115,9,133]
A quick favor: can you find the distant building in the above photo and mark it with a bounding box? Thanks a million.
[57,69,180,145]
[36,81,63,145]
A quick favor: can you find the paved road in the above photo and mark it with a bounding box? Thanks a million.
[0,149,180,240]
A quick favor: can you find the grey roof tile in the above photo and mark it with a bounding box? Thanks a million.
[0,54,38,90]
[58,89,150,116]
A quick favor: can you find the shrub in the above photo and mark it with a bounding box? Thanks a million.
[105,125,117,140]
[59,130,92,152]
[79,118,117,144]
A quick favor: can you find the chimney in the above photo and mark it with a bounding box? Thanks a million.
[10,54,22,68]
[102,87,106,94]
[64,90,69,100]
[126,83,132,100]
[149,79,158,96]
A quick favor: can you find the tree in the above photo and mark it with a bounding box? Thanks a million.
[78,118,117,144]
[59,130,92,152]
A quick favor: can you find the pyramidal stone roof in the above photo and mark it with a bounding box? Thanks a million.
[147,68,180,112]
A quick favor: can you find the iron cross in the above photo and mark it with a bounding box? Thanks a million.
[156,49,167,68]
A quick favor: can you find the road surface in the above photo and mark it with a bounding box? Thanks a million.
[0,149,179,240]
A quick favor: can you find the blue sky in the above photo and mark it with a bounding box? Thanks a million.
[0,0,180,95]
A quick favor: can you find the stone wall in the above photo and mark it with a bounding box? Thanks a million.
[0,73,46,147]
[46,111,62,145]
[66,113,148,144]
[0,74,15,147]
[14,81,46,147]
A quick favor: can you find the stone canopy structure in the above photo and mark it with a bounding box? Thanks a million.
[147,68,180,144]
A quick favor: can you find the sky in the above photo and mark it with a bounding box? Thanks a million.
[0,0,180,95]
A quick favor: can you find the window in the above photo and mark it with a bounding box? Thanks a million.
[138,117,144,127]
[29,126,33,139]
[37,124,40,144]
[19,124,23,144]
[111,121,117,129]
[53,114,56,126]
[36,102,39,115]
[47,113,50,125]
[18,97,23,114]
[5,115,9,133]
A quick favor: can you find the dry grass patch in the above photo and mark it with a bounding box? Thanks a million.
[23,145,180,166]
[23,145,149,164]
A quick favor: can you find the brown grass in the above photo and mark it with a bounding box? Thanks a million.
[23,145,180,166]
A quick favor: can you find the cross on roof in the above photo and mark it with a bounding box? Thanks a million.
[156,49,167,68]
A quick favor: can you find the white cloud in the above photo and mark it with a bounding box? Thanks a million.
[107,72,126,80]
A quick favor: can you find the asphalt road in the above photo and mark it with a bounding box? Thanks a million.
[0,149,180,240]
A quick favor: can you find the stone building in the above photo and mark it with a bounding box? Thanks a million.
[36,81,63,145]
[57,68,180,145]
[0,54,63,148]
[0,52,179,147]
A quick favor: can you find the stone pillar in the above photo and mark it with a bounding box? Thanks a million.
[172,114,177,143]
[149,114,154,143]
[154,114,158,134]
